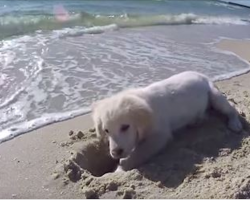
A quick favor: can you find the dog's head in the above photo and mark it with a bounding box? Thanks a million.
[91,94,153,159]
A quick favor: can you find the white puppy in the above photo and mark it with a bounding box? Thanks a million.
[91,71,242,171]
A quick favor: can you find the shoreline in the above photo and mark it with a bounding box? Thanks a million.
[0,38,250,198]
[217,39,250,62]
[212,39,250,81]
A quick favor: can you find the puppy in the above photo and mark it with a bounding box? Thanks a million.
[91,71,242,171]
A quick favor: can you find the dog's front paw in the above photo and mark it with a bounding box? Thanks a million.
[119,158,134,171]
[114,165,125,173]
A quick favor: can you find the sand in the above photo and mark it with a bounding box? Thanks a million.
[0,39,250,199]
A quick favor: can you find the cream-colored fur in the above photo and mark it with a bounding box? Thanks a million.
[91,71,242,171]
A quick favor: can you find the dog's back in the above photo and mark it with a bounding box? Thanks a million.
[141,71,211,132]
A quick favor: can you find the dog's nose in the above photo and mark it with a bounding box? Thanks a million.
[112,148,124,157]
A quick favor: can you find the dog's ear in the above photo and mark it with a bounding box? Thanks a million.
[94,117,105,138]
[128,96,153,141]
[91,100,99,113]
[91,98,108,113]
[91,100,105,138]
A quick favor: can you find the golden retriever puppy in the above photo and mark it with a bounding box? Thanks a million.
[91,71,242,171]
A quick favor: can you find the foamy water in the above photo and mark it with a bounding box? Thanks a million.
[1,0,250,142]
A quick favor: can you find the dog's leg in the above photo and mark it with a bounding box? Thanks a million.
[118,131,172,171]
[209,82,242,132]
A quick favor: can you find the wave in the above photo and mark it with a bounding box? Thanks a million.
[0,108,91,143]
[0,12,249,39]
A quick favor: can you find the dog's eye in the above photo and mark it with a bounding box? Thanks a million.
[104,129,109,134]
[121,124,130,132]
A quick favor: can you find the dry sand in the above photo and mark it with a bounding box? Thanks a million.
[0,39,250,199]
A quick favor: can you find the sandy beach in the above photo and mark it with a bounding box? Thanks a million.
[1,39,250,199]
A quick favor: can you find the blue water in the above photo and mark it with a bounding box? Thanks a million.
[0,0,250,142]
[1,0,250,39]
[1,0,250,16]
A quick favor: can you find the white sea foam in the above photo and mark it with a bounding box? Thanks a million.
[194,16,248,25]
[0,108,91,143]
[53,24,119,38]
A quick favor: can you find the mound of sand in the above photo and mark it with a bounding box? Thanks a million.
[54,82,250,199]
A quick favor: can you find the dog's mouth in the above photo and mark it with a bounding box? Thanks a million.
[110,152,128,159]
[110,146,138,159]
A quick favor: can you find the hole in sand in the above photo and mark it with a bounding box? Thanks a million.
[64,137,119,181]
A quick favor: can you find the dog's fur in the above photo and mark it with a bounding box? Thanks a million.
[91,71,242,171]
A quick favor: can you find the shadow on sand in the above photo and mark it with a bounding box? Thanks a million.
[138,110,249,188]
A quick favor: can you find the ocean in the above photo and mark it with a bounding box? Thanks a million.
[0,0,250,142]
